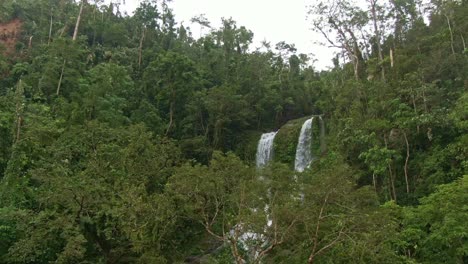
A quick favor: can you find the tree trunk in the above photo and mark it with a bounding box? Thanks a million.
[384,135,396,201]
[411,88,420,133]
[57,59,66,96]
[372,173,377,194]
[228,227,245,264]
[391,0,403,45]
[445,14,455,55]
[16,116,22,142]
[388,162,397,201]
[229,239,245,264]
[390,49,394,68]
[166,95,174,136]
[386,170,393,200]
[308,193,329,264]
[48,14,53,44]
[15,80,24,143]
[324,19,361,81]
[319,116,327,154]
[73,0,85,41]
[353,55,360,81]
[461,34,466,51]
[138,27,146,68]
[422,88,428,113]
[403,131,410,194]
[370,0,385,80]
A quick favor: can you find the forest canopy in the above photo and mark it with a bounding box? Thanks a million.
[0,0,466,263]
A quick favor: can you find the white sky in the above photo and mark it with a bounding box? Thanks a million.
[115,0,336,70]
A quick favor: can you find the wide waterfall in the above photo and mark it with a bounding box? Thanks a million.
[256,132,278,168]
[294,117,314,172]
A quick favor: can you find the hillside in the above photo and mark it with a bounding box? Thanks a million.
[0,0,466,263]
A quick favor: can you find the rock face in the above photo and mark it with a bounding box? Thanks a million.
[0,19,22,55]
[273,116,309,165]
[272,115,325,169]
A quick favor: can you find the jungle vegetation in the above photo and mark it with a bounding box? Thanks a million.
[0,0,466,263]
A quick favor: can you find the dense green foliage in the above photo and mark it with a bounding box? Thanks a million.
[273,117,307,165]
[0,0,466,263]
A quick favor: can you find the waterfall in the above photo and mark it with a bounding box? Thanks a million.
[294,117,314,172]
[256,132,278,168]
[235,132,277,261]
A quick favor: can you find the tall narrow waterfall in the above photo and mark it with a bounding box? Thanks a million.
[256,132,277,168]
[294,117,314,172]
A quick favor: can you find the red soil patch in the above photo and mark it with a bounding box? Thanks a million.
[0,18,22,55]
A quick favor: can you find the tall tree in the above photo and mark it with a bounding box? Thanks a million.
[73,0,87,41]
[308,0,368,80]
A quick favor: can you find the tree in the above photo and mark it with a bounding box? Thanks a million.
[0,0,467,262]
[73,0,87,41]
[78,63,134,126]
[402,175,468,263]
[167,154,300,263]
[190,14,211,38]
[26,38,87,98]
[143,52,201,136]
[203,85,253,149]
[2,123,181,263]
[308,0,368,80]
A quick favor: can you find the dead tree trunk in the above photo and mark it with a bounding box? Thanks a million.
[48,14,53,44]
[445,14,455,55]
[388,162,397,201]
[403,131,410,194]
[390,49,394,68]
[57,59,66,96]
[461,34,466,51]
[73,0,85,41]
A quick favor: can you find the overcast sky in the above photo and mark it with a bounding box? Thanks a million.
[116,0,336,70]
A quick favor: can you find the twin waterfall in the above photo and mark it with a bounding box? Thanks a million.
[255,116,324,171]
[247,117,323,257]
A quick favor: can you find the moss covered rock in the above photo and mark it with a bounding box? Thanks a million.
[234,130,263,164]
[273,116,324,168]
[273,116,311,167]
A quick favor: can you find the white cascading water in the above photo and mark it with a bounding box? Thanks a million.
[294,117,314,172]
[256,132,278,168]
[238,132,277,260]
